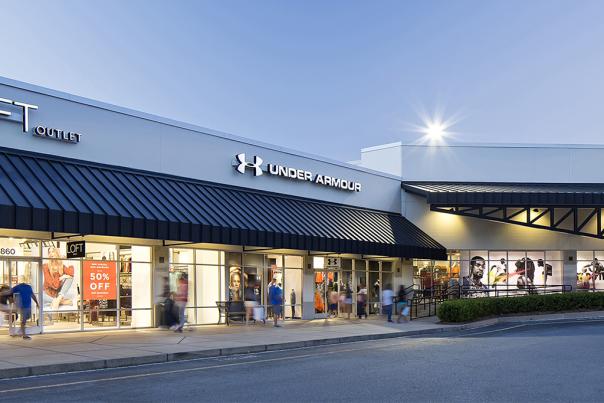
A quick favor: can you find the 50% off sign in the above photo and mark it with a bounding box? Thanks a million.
[83,261,117,299]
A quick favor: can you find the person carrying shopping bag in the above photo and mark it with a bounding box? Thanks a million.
[396,285,413,323]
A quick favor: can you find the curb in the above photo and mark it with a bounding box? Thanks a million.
[3,313,603,380]
[0,325,460,380]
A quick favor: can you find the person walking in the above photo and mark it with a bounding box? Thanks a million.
[3,278,39,339]
[344,285,353,319]
[396,285,408,323]
[244,277,257,325]
[382,284,394,323]
[290,289,296,319]
[268,279,283,327]
[357,285,368,319]
[174,273,188,333]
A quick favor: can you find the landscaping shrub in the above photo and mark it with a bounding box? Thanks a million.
[437,292,604,323]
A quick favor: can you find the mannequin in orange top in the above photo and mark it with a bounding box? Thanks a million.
[314,290,325,313]
[43,247,76,310]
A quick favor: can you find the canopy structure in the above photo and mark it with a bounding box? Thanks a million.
[0,147,446,259]
[403,182,604,239]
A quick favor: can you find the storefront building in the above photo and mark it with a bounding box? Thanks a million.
[2,77,603,333]
[356,142,604,293]
[0,77,445,333]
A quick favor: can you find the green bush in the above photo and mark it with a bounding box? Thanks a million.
[437,292,604,323]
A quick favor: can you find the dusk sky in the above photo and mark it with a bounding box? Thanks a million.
[2,0,603,161]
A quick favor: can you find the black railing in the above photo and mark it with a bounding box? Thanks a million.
[405,283,573,320]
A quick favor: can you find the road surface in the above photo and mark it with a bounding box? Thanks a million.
[0,320,602,402]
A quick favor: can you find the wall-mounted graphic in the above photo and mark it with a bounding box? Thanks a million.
[461,251,561,292]
[577,256,604,290]
[229,266,242,301]
[42,246,80,311]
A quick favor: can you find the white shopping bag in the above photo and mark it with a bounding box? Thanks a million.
[402,306,410,317]
[253,306,265,322]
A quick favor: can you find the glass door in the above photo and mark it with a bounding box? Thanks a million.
[314,270,340,318]
[0,259,41,332]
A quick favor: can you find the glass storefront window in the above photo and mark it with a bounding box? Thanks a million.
[341,259,352,270]
[0,238,153,332]
[354,259,366,272]
[196,249,220,265]
[196,265,223,324]
[42,257,81,313]
[368,271,380,314]
[84,243,117,261]
[455,250,564,295]
[284,269,302,319]
[0,237,40,257]
[284,255,303,269]
[172,248,195,264]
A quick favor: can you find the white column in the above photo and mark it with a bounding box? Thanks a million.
[152,245,170,326]
[302,255,315,320]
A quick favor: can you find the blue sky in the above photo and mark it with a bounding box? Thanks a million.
[1,0,603,161]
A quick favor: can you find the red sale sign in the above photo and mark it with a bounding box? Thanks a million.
[83,261,117,300]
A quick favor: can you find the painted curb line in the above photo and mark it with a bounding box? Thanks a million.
[2,311,604,380]
[0,325,459,380]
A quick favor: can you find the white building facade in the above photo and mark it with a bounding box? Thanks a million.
[358,142,604,295]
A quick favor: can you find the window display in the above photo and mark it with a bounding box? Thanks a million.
[457,250,562,294]
[42,246,80,312]
[577,251,604,291]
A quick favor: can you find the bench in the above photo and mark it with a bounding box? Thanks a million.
[215,301,246,326]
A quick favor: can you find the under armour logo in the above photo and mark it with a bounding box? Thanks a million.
[235,153,263,176]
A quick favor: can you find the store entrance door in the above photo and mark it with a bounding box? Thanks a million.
[313,270,339,318]
[0,258,41,333]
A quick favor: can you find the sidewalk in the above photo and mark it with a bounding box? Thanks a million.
[1,311,603,379]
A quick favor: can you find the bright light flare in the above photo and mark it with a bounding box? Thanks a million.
[404,105,464,145]
[424,121,447,139]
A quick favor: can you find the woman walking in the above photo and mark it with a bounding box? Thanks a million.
[396,285,412,323]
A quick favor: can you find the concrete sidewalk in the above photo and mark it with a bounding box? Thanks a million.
[1,311,603,380]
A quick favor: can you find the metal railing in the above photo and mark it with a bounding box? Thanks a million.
[405,283,573,320]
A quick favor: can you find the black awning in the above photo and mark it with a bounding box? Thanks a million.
[403,181,604,240]
[402,182,604,206]
[0,148,446,259]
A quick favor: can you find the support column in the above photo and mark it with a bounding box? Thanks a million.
[152,245,170,326]
[562,250,577,291]
[401,258,414,288]
[302,255,315,320]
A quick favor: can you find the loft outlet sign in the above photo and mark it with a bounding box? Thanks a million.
[0,97,82,144]
[234,153,362,192]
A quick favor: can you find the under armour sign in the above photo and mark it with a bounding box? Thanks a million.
[235,153,264,176]
[233,153,362,192]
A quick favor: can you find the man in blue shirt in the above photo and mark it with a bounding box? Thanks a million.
[5,280,39,339]
[268,279,283,327]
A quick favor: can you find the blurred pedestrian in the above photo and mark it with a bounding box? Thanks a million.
[268,278,283,327]
[357,285,367,319]
[344,285,353,319]
[244,276,257,325]
[165,292,179,330]
[328,290,339,318]
[174,273,188,333]
[290,289,296,319]
[382,284,394,323]
[396,285,409,323]
[2,278,39,339]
